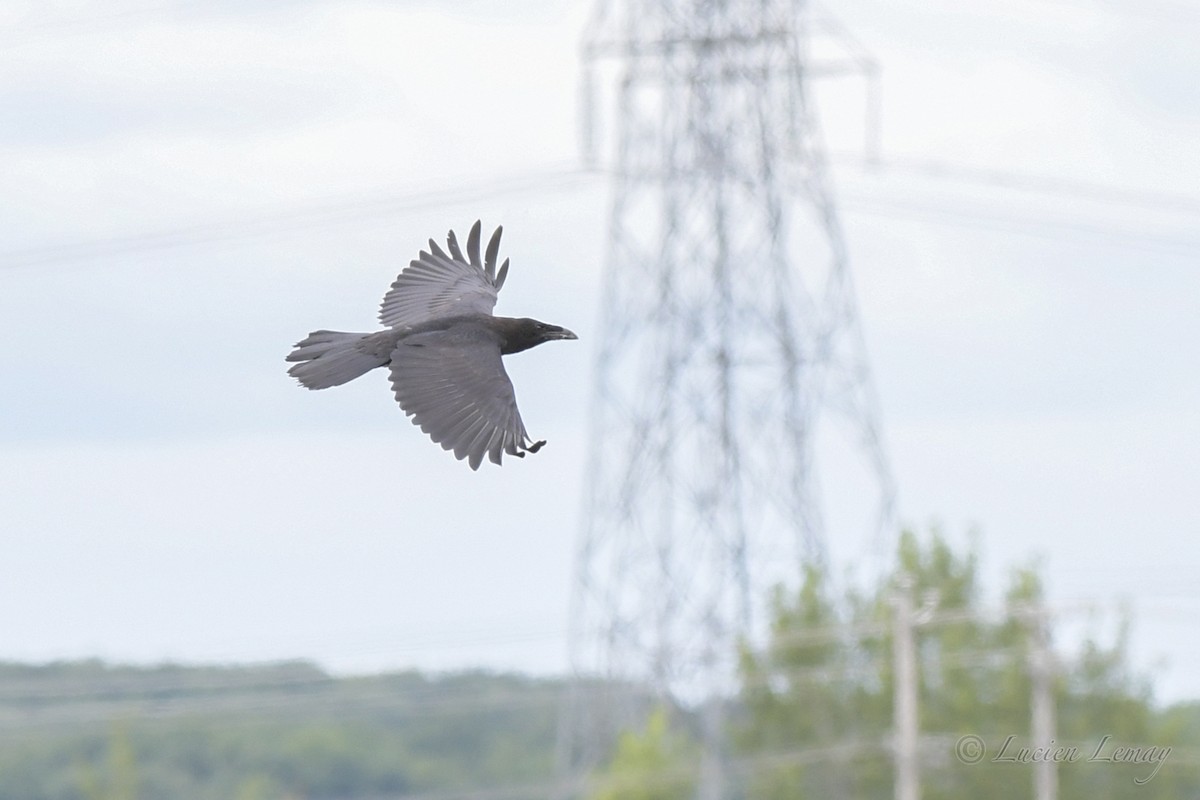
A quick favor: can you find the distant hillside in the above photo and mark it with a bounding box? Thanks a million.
[0,659,564,800]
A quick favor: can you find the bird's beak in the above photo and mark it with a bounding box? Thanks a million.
[551,327,578,341]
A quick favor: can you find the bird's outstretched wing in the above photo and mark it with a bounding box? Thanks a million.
[389,327,544,470]
[379,220,511,328]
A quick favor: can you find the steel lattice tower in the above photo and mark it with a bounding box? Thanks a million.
[560,0,894,793]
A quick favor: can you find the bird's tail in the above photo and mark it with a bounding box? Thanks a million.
[286,330,387,390]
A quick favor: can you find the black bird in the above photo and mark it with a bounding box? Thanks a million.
[287,221,577,470]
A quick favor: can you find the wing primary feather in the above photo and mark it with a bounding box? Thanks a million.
[379,223,506,328]
[462,419,496,469]
[466,220,482,267]
[495,258,510,291]
[454,415,491,461]
[485,427,505,466]
[446,229,464,262]
[484,226,502,280]
[444,407,487,448]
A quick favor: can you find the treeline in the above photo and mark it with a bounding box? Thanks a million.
[4,530,1200,799]
[0,663,562,799]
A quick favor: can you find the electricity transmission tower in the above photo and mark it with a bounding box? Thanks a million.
[560,0,894,794]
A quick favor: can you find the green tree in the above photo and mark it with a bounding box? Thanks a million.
[589,707,699,800]
[736,528,1194,800]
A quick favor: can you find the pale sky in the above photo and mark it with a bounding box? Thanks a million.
[2,0,1198,704]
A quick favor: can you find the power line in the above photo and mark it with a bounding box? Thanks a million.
[830,152,1200,217]
[4,152,1200,275]
[839,193,1200,256]
[0,0,312,48]
[5,156,1199,275]
[0,166,595,271]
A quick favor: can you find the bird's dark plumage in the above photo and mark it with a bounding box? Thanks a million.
[286,221,576,470]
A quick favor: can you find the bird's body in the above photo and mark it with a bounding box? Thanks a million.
[286,222,576,470]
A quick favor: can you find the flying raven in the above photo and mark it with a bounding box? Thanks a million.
[287,221,576,469]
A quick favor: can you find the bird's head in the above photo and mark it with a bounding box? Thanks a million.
[501,318,578,354]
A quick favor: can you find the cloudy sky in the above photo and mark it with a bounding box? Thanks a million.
[2,0,1198,703]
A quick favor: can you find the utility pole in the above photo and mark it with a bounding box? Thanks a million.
[892,573,919,800]
[1027,605,1058,800]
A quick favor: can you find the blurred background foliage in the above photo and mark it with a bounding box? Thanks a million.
[5,530,1198,799]
[588,530,1199,800]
